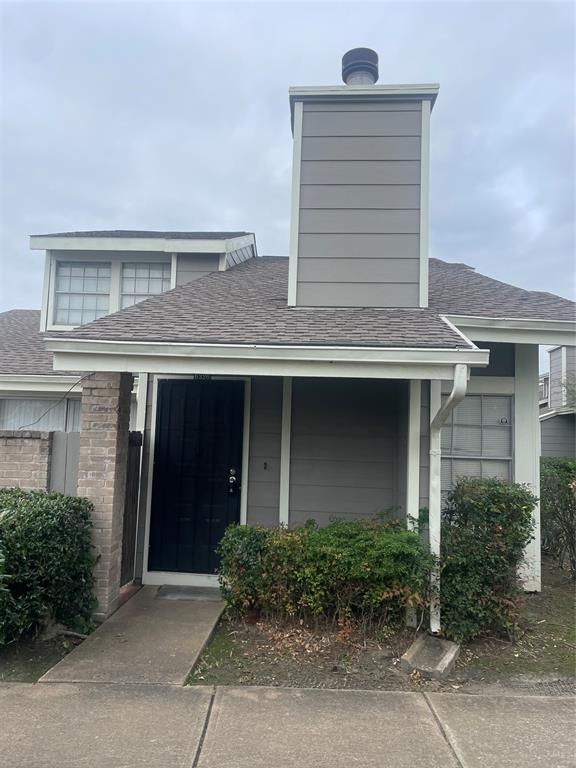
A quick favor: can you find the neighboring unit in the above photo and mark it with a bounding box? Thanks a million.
[539,346,576,458]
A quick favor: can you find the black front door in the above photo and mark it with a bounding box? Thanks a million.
[148,379,244,574]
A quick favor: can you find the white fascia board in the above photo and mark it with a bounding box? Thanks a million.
[0,374,81,394]
[539,407,576,421]
[30,235,255,255]
[447,315,576,345]
[46,339,489,380]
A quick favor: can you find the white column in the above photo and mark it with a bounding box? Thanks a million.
[515,344,541,591]
[279,377,292,526]
[406,380,422,531]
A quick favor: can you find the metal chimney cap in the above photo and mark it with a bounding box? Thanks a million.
[342,47,379,85]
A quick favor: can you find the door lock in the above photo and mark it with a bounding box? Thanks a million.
[228,468,238,495]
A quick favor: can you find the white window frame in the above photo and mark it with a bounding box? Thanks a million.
[44,252,173,331]
[441,393,514,492]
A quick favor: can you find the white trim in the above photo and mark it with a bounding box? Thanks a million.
[40,252,52,331]
[240,379,251,526]
[170,254,177,289]
[448,315,576,345]
[30,233,256,254]
[287,100,303,306]
[442,376,515,395]
[279,377,292,526]
[141,374,251,586]
[539,407,575,421]
[109,262,121,314]
[218,252,227,272]
[561,346,568,406]
[419,99,431,309]
[0,374,81,394]
[406,380,421,531]
[515,344,541,592]
[134,373,148,432]
[143,572,219,588]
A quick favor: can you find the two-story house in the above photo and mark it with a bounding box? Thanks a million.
[2,49,575,632]
[539,346,576,457]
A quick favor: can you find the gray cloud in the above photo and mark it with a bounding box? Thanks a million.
[1,0,574,330]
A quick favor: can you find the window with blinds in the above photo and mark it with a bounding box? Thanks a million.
[441,394,513,492]
[54,262,111,325]
[121,262,171,308]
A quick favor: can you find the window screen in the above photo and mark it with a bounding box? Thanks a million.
[54,262,111,325]
[441,394,513,492]
[121,262,171,308]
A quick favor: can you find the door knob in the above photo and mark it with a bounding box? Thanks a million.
[228,468,238,495]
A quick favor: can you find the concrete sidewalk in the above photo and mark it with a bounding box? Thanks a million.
[40,586,223,685]
[1,684,574,768]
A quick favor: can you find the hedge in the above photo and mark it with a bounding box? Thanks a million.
[540,457,576,577]
[440,478,537,641]
[218,519,434,628]
[0,488,96,644]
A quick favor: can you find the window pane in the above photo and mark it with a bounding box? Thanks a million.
[54,262,111,325]
[121,262,171,307]
[482,460,510,481]
[454,396,481,425]
[483,426,512,457]
[453,424,482,454]
[483,396,512,426]
[452,459,482,481]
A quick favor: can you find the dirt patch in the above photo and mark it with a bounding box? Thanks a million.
[188,558,575,695]
[0,634,81,683]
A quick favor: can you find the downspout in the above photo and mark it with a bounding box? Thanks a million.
[428,363,469,634]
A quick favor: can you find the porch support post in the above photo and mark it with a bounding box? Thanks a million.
[429,364,468,634]
[406,380,422,531]
[77,371,133,619]
[515,344,541,591]
[279,377,292,526]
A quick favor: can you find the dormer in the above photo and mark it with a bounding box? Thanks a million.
[30,230,257,331]
[287,48,438,308]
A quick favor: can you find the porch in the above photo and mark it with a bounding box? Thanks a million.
[72,341,540,624]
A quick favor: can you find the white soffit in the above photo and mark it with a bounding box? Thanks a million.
[447,315,576,346]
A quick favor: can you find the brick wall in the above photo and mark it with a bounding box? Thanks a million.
[0,430,53,490]
[77,372,133,619]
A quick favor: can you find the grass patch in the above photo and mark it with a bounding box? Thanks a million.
[0,633,79,682]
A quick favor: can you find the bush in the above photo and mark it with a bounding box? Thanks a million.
[218,519,433,629]
[0,488,96,644]
[440,478,537,642]
[540,458,576,578]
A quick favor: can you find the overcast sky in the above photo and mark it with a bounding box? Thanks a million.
[1,2,574,337]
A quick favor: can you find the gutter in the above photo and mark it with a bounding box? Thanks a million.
[428,362,469,635]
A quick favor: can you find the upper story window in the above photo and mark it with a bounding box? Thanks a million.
[121,262,171,308]
[54,262,111,325]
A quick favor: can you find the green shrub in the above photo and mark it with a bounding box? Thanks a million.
[0,488,96,644]
[540,457,576,578]
[441,478,537,642]
[218,519,433,628]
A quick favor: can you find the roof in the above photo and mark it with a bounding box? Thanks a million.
[429,259,575,322]
[0,310,63,375]
[47,258,474,349]
[32,230,251,240]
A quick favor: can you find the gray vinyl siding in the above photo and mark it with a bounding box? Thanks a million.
[296,101,423,308]
[289,378,404,526]
[549,348,564,408]
[541,414,576,458]
[471,342,515,377]
[175,254,220,286]
[246,377,282,527]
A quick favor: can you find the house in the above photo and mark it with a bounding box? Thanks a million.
[539,346,576,458]
[7,48,576,630]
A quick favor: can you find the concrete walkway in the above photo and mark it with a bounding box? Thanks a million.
[40,586,224,685]
[1,684,574,768]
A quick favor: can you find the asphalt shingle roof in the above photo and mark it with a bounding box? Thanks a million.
[0,310,64,375]
[34,230,251,240]
[429,259,575,321]
[44,258,470,349]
